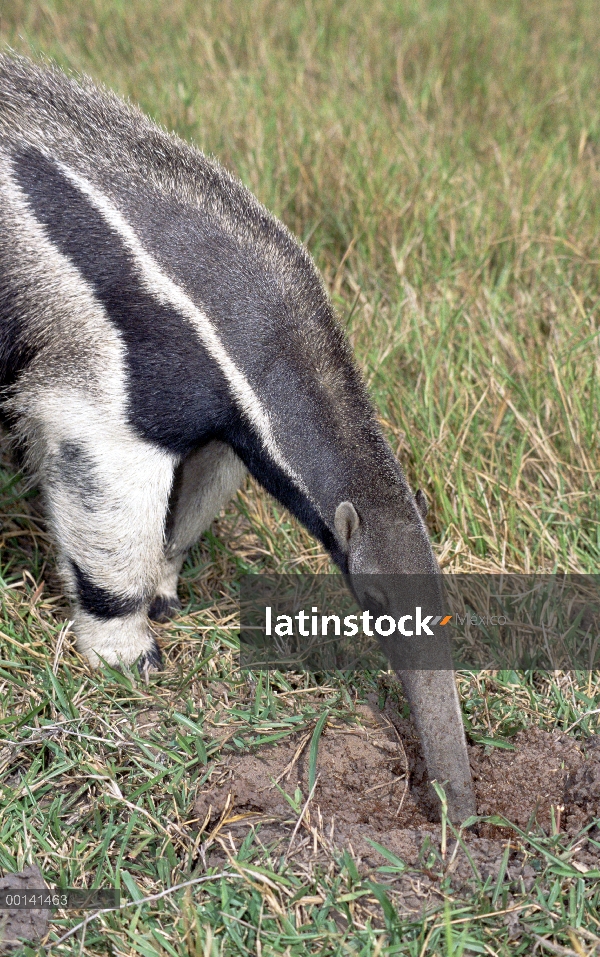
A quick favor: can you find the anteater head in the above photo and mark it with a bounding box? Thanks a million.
[333,488,441,621]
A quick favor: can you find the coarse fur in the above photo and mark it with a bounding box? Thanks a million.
[0,53,436,668]
[0,54,477,822]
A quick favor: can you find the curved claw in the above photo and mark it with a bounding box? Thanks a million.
[136,638,163,681]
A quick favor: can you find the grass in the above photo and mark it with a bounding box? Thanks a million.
[1,0,599,953]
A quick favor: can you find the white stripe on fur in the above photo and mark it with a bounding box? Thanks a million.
[57,161,317,511]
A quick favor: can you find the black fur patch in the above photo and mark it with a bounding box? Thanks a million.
[70,560,143,620]
[56,440,100,507]
[148,595,181,623]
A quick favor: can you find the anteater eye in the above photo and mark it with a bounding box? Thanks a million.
[364,589,388,617]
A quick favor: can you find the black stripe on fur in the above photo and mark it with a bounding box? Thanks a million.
[70,560,143,620]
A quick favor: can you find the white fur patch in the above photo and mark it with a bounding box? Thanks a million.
[41,390,176,596]
[75,609,156,668]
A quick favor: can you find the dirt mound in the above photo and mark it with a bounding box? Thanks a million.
[195,705,429,834]
[192,704,600,915]
[195,708,598,836]
[563,735,600,832]
[470,727,595,835]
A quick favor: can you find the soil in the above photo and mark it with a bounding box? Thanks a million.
[0,865,49,954]
[191,698,600,917]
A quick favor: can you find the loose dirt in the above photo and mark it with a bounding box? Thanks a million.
[191,698,599,917]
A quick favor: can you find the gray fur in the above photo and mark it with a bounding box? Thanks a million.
[0,54,475,820]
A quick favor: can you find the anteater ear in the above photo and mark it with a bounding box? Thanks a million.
[335,501,360,549]
[415,489,428,520]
